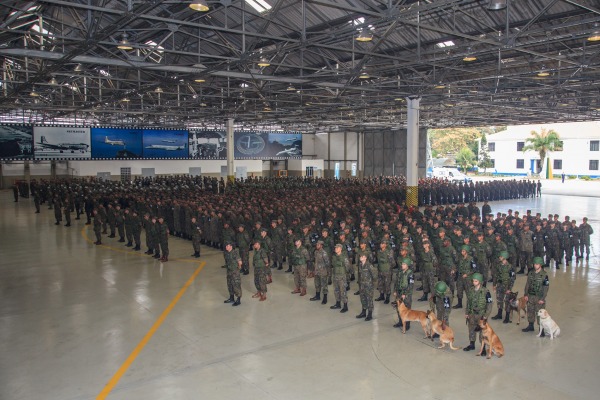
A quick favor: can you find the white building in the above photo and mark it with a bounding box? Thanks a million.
[482,121,600,178]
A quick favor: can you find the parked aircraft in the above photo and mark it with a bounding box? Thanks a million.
[104,136,125,146]
[276,145,301,156]
[145,144,185,151]
[37,136,89,153]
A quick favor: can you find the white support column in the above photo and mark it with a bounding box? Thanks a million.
[226,118,234,183]
[406,96,420,207]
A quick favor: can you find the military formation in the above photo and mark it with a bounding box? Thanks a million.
[24,175,593,350]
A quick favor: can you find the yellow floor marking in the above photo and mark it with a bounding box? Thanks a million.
[81,226,200,263]
[96,261,206,399]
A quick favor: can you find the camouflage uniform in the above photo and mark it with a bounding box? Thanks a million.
[224,248,242,299]
[157,220,169,259]
[579,220,593,259]
[253,247,269,294]
[524,268,549,327]
[429,287,454,325]
[466,285,493,343]
[331,251,350,305]
[191,218,202,256]
[419,247,438,296]
[290,245,310,292]
[236,228,251,274]
[376,246,395,301]
[493,259,515,317]
[394,267,414,308]
[456,253,475,305]
[518,228,534,273]
[313,247,330,295]
[358,258,376,313]
[472,239,492,282]
[438,243,458,294]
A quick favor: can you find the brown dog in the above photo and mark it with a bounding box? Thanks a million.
[507,291,527,325]
[397,301,430,336]
[476,318,504,359]
[427,312,460,350]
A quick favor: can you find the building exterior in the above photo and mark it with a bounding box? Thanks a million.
[481,121,600,178]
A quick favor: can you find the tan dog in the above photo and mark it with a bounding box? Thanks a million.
[427,312,460,350]
[537,309,561,339]
[507,291,527,325]
[397,301,430,335]
[476,318,504,359]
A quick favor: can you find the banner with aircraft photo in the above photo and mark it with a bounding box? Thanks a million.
[142,129,188,159]
[188,130,227,159]
[90,127,143,159]
[233,131,302,159]
[33,126,91,160]
[0,125,33,160]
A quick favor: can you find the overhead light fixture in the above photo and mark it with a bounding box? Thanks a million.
[188,1,209,12]
[200,102,208,107]
[356,29,373,42]
[263,106,272,112]
[155,87,163,93]
[537,66,550,77]
[257,57,270,67]
[287,84,295,91]
[74,63,83,72]
[487,0,507,11]
[588,23,600,42]
[394,98,404,101]
[194,78,206,83]
[358,68,370,79]
[463,47,477,62]
[30,89,40,97]
[434,82,446,89]
[117,33,133,50]
[48,77,58,86]
[121,97,130,102]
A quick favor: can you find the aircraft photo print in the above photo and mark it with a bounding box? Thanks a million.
[90,128,143,159]
[0,125,33,160]
[142,129,188,159]
[33,126,91,160]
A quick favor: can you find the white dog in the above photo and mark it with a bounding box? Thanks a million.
[537,309,561,339]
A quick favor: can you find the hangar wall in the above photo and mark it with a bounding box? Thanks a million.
[362,128,427,177]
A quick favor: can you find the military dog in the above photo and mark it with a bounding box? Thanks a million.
[476,318,504,359]
[507,291,527,325]
[537,309,561,339]
[397,301,430,336]
[427,311,460,350]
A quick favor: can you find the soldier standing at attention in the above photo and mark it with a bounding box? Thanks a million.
[417,240,438,302]
[491,251,516,323]
[518,223,534,274]
[453,245,475,309]
[12,184,18,202]
[236,225,251,275]
[290,238,310,296]
[375,241,395,304]
[310,241,330,304]
[33,189,41,213]
[252,241,269,301]
[62,196,72,227]
[394,258,415,330]
[223,242,242,306]
[124,208,134,247]
[579,217,593,261]
[190,216,202,258]
[131,210,142,251]
[115,204,125,243]
[53,195,62,226]
[356,253,375,321]
[150,216,160,259]
[522,257,549,334]
[354,240,373,296]
[107,203,116,238]
[429,281,454,328]
[259,229,273,284]
[157,216,170,262]
[463,273,493,352]
[472,232,492,286]
[92,209,103,245]
[330,244,350,313]
[143,214,153,254]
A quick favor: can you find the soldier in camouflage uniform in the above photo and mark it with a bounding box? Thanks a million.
[453,245,475,309]
[107,203,116,238]
[290,238,310,296]
[236,225,251,275]
[522,257,550,333]
[438,237,458,295]
[354,240,373,296]
[417,241,438,302]
[429,281,454,326]
[115,205,125,243]
[356,253,375,321]
[124,208,134,247]
[223,242,242,306]
[252,241,269,301]
[532,224,546,266]
[330,244,350,313]
[190,216,202,258]
[259,229,273,283]
[579,217,594,260]
[393,257,415,330]
[143,214,153,254]
[518,223,534,274]
[472,232,492,285]
[92,209,102,245]
[270,220,285,270]
[559,223,572,266]
[131,210,142,251]
[157,216,169,262]
[310,241,330,304]
[545,221,561,268]
[463,272,493,352]
[375,241,396,304]
[491,251,516,323]
[150,216,160,258]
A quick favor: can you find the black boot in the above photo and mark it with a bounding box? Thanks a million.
[393,317,403,328]
[277,264,283,270]
[365,310,372,321]
[463,341,476,351]
[375,293,385,301]
[340,303,348,313]
[285,266,292,273]
[405,321,411,331]
[193,251,200,258]
[522,322,535,332]
[321,293,328,305]
[154,253,161,259]
[416,286,424,291]
[232,297,241,306]
[354,290,360,295]
[417,293,428,302]
[540,329,545,337]
[480,346,487,357]
[356,309,366,318]
[452,298,463,309]
[518,268,525,274]
[133,245,140,251]
[126,242,132,247]
[224,295,234,304]
[310,292,321,301]
[491,308,503,320]
[384,295,390,304]
[350,273,355,281]
[503,310,511,324]
[330,301,341,310]
[345,283,350,291]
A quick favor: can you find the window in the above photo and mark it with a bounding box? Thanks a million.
[488,142,495,152]
[591,141,599,151]
[490,159,495,168]
[516,159,524,169]
[590,160,599,171]
[517,141,524,151]
[554,159,562,170]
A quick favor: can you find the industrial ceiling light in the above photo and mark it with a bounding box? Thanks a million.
[73,63,83,72]
[434,82,446,89]
[257,57,270,67]
[588,23,600,42]
[463,47,477,62]
[356,29,373,42]
[117,33,133,50]
[194,78,206,83]
[358,68,370,79]
[30,88,40,97]
[189,1,209,12]
[121,97,130,102]
[48,77,58,86]
[155,87,163,93]
[487,0,507,11]
[286,84,295,91]
[537,66,550,77]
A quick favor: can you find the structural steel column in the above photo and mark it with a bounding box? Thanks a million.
[226,118,234,183]
[406,96,420,207]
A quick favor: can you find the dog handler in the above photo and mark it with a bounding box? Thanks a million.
[464,273,493,352]
[522,257,549,334]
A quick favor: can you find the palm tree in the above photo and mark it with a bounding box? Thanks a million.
[521,128,562,175]
[456,146,475,173]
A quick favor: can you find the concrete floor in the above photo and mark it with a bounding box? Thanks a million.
[1,190,599,400]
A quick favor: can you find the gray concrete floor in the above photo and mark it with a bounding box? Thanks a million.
[1,191,600,400]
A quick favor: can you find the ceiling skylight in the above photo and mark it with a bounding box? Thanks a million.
[436,40,455,48]
[246,0,272,13]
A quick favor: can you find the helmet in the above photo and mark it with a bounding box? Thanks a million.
[471,272,484,282]
[533,256,544,265]
[401,257,412,266]
[499,251,509,259]
[461,245,471,252]
[434,281,447,295]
